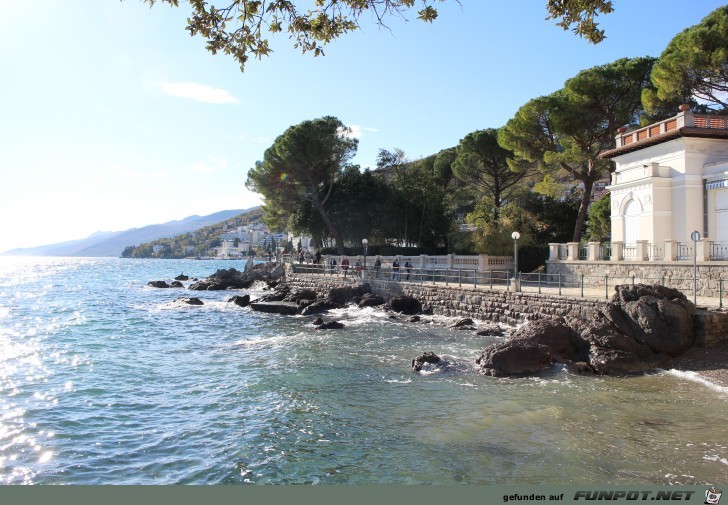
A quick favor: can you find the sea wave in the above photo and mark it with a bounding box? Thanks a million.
[663,369,728,395]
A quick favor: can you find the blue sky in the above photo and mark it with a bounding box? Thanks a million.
[0,0,725,253]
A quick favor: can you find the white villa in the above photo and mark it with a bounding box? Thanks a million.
[605,105,728,260]
[549,106,728,263]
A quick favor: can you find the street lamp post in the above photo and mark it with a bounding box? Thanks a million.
[362,239,368,280]
[511,231,521,292]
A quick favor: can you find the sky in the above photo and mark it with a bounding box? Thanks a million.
[0,0,725,253]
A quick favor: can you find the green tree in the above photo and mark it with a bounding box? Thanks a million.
[585,191,611,242]
[643,6,728,113]
[245,116,357,254]
[451,128,529,228]
[499,57,655,243]
[144,0,615,72]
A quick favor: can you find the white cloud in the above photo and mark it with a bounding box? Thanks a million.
[160,82,238,104]
[188,157,230,174]
[339,125,379,139]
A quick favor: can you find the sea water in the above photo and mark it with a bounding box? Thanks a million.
[0,257,725,485]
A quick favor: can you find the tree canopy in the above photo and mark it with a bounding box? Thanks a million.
[245,116,357,254]
[642,5,728,113]
[144,0,615,72]
[451,128,528,228]
[499,57,655,243]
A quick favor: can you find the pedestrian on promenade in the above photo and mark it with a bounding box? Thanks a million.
[341,256,350,277]
[355,258,362,277]
[329,257,337,274]
[392,258,400,281]
[373,258,381,279]
[404,260,412,281]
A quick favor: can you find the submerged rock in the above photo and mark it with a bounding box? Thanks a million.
[411,351,441,372]
[476,324,505,337]
[175,273,189,281]
[249,301,299,315]
[452,318,474,328]
[389,296,422,315]
[317,320,345,330]
[188,264,285,291]
[228,294,251,307]
[148,280,170,288]
[176,297,204,306]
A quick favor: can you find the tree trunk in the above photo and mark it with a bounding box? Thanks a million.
[312,198,345,254]
[572,178,594,243]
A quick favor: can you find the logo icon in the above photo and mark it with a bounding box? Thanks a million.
[706,487,722,505]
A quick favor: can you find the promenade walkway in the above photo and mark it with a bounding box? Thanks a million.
[289,264,726,309]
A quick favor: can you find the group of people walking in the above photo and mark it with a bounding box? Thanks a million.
[296,251,414,281]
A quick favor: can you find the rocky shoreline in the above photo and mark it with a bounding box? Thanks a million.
[148,266,728,387]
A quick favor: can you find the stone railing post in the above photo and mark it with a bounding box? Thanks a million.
[478,254,489,272]
[548,243,560,260]
[419,255,427,269]
[446,254,454,269]
[664,240,676,261]
[587,242,600,261]
[635,240,648,261]
[611,241,624,261]
[567,242,579,261]
[696,239,711,261]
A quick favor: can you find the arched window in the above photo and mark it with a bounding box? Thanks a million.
[624,199,639,245]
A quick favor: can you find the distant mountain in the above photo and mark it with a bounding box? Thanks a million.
[124,207,265,259]
[1,209,254,257]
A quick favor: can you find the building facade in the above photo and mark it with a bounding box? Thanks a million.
[604,106,728,255]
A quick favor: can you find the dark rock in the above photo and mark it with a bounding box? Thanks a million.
[566,361,595,374]
[175,274,189,281]
[509,318,584,359]
[189,264,285,291]
[317,321,345,330]
[476,341,555,377]
[148,280,170,288]
[454,325,477,331]
[249,301,300,315]
[476,324,505,337]
[176,297,203,305]
[358,293,385,308]
[228,294,251,307]
[169,281,184,288]
[300,299,339,316]
[312,317,324,326]
[284,289,318,303]
[408,316,421,323]
[475,284,697,377]
[390,296,422,315]
[411,351,441,372]
[452,318,474,328]
[326,284,370,305]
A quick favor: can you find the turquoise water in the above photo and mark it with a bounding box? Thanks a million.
[0,257,726,485]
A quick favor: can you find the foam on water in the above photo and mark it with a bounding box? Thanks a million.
[663,369,728,395]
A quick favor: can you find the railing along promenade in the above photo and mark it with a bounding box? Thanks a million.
[547,240,728,262]
[289,262,727,308]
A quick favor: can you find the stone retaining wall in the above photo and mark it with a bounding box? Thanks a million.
[284,272,728,347]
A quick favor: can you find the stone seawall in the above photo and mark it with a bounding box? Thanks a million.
[284,272,728,347]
